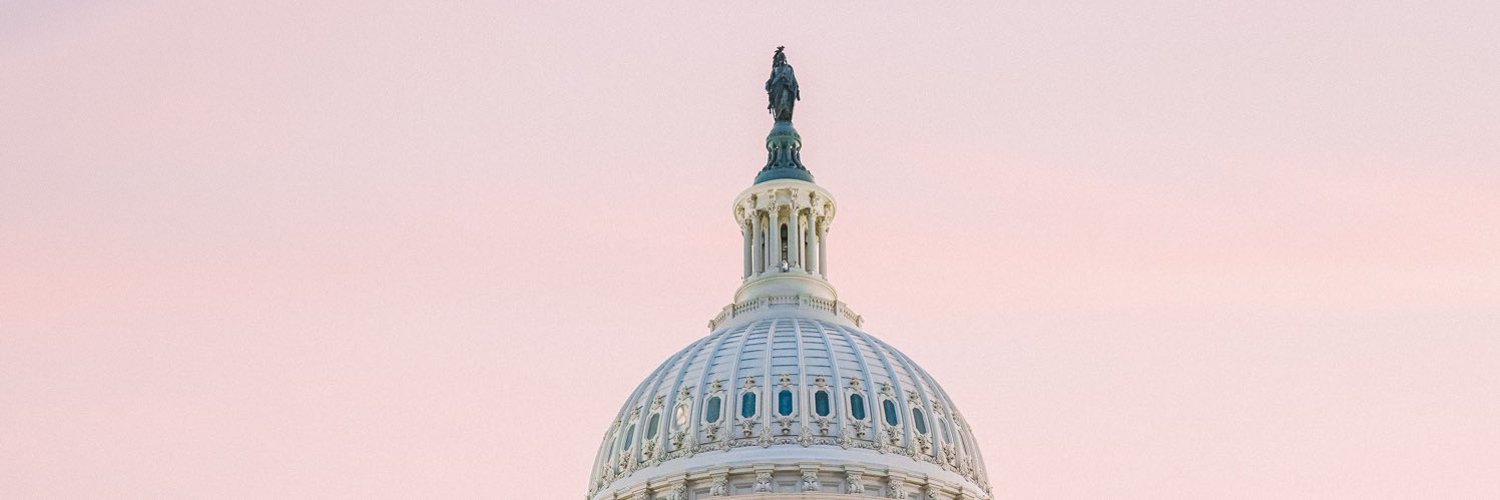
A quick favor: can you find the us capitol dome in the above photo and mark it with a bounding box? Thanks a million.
[587,47,992,500]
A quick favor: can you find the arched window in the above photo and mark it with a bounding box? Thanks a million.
[741,392,757,418]
[814,390,831,417]
[645,413,661,439]
[705,396,722,423]
[777,389,794,416]
[779,224,789,262]
[622,424,636,450]
[674,403,690,427]
[883,400,899,426]
[913,408,928,434]
[849,394,866,420]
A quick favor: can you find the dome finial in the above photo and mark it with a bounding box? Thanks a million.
[757,46,814,184]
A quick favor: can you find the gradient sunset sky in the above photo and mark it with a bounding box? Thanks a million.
[3,1,1498,498]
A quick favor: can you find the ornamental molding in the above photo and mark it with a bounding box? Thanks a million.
[753,470,774,492]
[709,472,728,496]
[799,465,822,492]
[845,469,865,494]
[886,475,909,499]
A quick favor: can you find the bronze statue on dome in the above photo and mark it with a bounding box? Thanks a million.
[765,46,799,121]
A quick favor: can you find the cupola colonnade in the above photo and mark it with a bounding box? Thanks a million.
[736,184,834,280]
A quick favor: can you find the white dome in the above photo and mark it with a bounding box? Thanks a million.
[588,48,990,499]
[587,310,992,499]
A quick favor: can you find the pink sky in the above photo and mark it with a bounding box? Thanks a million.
[3,1,1498,498]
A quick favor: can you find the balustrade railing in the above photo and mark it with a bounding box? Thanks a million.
[707,294,863,330]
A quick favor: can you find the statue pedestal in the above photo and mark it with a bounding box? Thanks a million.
[755,120,814,184]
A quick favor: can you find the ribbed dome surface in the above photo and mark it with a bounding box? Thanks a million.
[588,313,991,499]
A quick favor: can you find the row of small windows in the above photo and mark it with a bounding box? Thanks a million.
[687,392,929,428]
[619,390,936,450]
[739,389,836,419]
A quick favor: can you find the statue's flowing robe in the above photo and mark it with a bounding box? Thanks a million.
[766,65,799,120]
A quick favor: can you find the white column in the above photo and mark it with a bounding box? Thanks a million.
[816,218,828,278]
[741,219,752,279]
[751,212,763,276]
[787,206,801,269]
[806,216,820,275]
[768,207,781,273]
